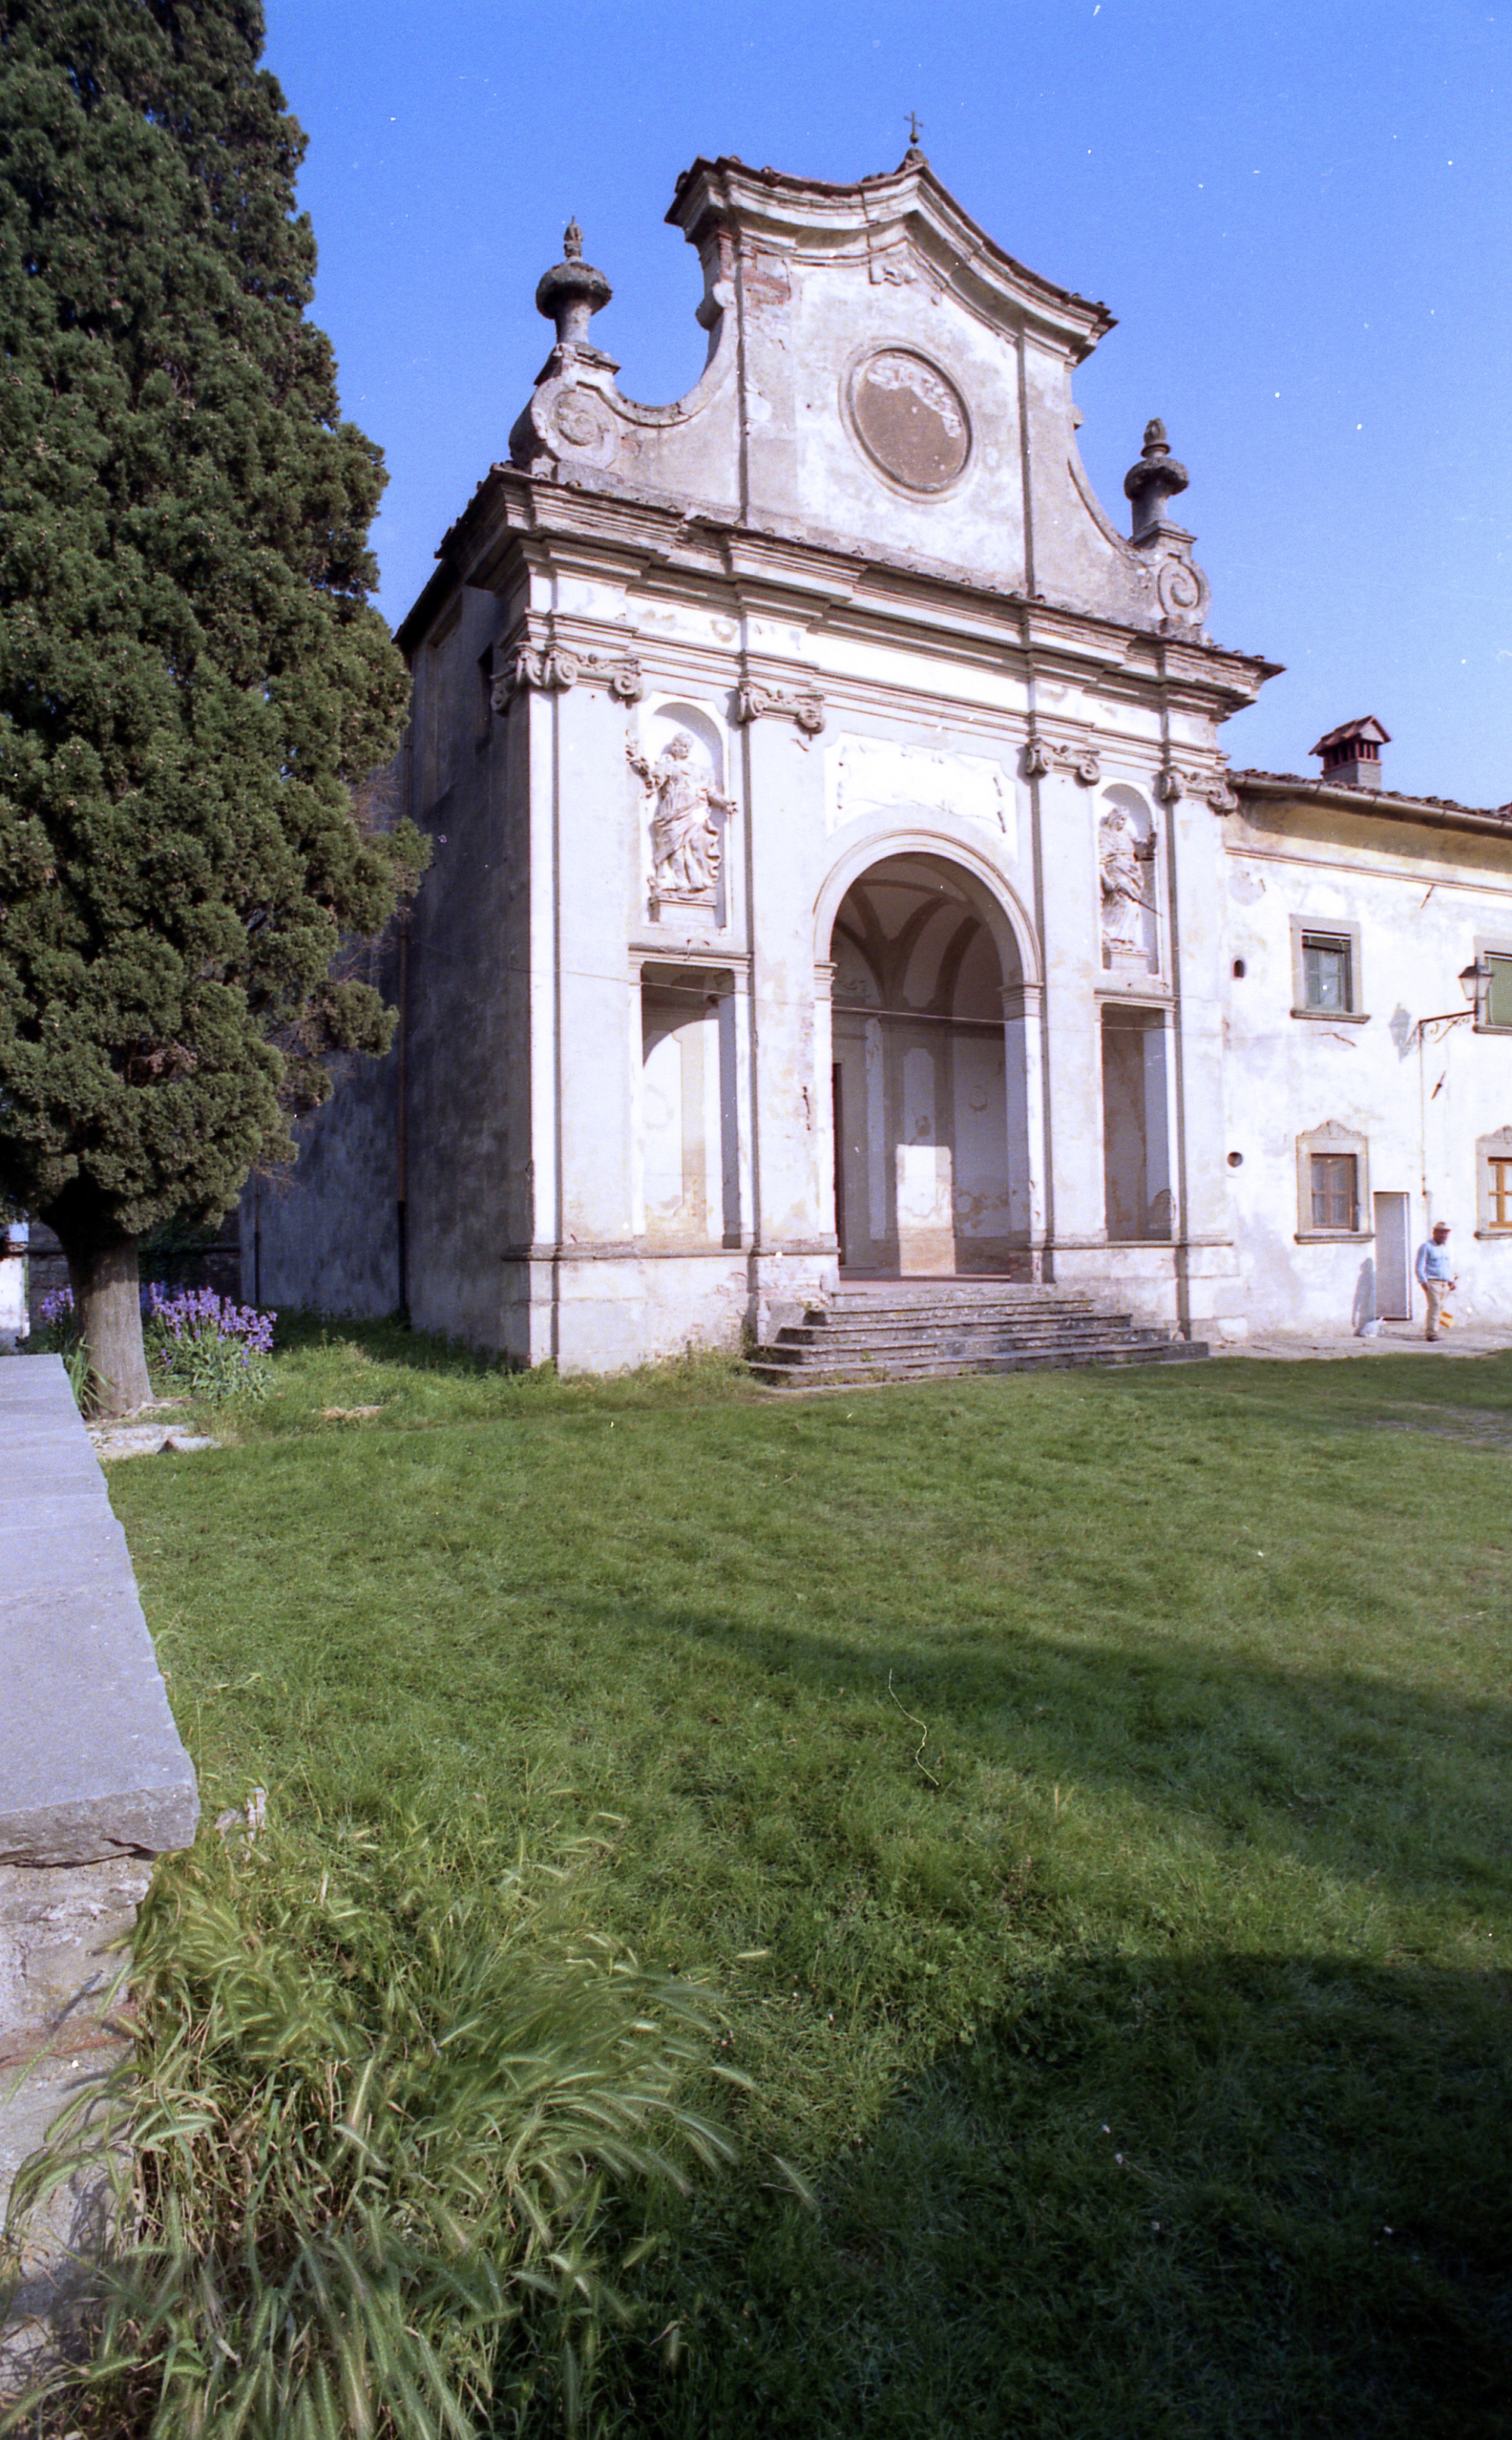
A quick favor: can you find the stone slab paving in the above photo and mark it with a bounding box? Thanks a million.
[1224,1322,1512,1360]
[0,1354,199,2401]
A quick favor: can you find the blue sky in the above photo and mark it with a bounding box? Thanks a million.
[263,0,1510,806]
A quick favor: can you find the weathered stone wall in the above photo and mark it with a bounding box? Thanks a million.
[0,1356,199,2397]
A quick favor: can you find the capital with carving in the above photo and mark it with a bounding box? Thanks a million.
[1022,736,1053,780]
[1154,767,1185,805]
[491,641,573,714]
[734,678,825,737]
[491,640,643,715]
[1067,747,1102,787]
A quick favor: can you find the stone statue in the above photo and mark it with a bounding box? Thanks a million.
[1098,808,1156,959]
[628,733,735,905]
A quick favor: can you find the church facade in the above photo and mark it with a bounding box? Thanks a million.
[247,152,1512,1364]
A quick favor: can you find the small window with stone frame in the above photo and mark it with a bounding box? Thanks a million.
[1309,1152,1358,1232]
[1489,1156,1512,1232]
[1301,932,1354,1014]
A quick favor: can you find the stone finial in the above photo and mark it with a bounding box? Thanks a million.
[1123,416,1190,541]
[535,219,612,352]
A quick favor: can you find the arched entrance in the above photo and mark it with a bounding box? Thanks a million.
[829,854,1029,1276]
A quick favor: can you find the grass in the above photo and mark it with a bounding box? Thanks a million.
[6,1812,741,2440]
[97,1319,1512,2437]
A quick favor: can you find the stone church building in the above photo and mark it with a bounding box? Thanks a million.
[246,149,1512,1366]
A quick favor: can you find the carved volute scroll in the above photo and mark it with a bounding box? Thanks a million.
[1023,733,1101,786]
[733,677,825,737]
[491,641,643,715]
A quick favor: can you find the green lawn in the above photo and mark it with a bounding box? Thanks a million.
[106,1328,1512,2438]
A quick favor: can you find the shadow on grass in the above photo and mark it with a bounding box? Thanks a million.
[263,1310,758,1405]
[525,1583,1512,1918]
[270,1310,510,1375]
[606,1949,1512,2440]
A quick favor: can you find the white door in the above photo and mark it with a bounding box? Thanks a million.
[1374,1192,1411,1319]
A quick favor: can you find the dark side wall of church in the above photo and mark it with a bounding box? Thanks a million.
[241,578,529,1338]
[398,580,527,1350]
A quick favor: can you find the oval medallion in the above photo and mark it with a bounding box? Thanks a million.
[850,349,971,492]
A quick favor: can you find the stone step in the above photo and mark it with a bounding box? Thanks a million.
[826,1290,1089,1313]
[809,1304,1105,1328]
[749,1337,1208,1387]
[759,1322,1173,1363]
[776,1313,1138,1348]
[750,1276,1207,1390]
[818,1301,1099,1324]
[761,1333,1173,1370]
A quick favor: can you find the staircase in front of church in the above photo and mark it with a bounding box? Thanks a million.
[748,1279,1209,1390]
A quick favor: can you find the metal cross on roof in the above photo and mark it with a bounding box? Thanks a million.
[906,110,924,148]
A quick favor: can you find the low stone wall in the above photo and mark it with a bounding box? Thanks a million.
[0,1355,200,2398]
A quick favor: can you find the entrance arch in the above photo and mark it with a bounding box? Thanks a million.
[828,853,1031,1276]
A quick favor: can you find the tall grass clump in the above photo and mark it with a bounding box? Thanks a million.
[3,1811,742,2439]
[31,1282,95,1410]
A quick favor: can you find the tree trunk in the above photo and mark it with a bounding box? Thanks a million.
[57,1227,152,1416]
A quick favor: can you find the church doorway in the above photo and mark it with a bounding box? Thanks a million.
[829,854,1028,1275]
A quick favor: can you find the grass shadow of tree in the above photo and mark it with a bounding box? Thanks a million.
[603,1949,1512,2440]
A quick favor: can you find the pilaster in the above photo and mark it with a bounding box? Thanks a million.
[1032,767,1106,1251]
[737,701,838,1294]
[1164,770,1244,1337]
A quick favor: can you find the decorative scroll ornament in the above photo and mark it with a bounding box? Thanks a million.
[1098,808,1157,962]
[1021,734,1100,785]
[627,733,735,913]
[491,643,642,715]
[733,678,825,737]
[578,653,643,703]
[1155,553,1210,631]
[1154,766,1238,813]
[548,387,616,455]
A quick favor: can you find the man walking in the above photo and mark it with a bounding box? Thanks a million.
[1415,1221,1457,1341]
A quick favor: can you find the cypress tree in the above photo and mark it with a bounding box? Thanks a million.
[0,0,420,1410]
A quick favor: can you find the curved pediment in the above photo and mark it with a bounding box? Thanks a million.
[502,153,1211,641]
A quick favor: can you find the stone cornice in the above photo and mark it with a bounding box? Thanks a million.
[399,467,1277,720]
[667,152,1117,362]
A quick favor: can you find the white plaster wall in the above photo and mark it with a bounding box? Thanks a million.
[1221,804,1512,1331]
[786,264,1030,584]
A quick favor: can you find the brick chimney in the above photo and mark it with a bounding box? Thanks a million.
[1312,715,1390,792]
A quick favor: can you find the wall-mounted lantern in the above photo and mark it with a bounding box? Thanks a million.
[1459,958,1493,1025]
[1416,958,1495,1040]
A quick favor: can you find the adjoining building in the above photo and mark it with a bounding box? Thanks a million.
[245,149,1512,1365]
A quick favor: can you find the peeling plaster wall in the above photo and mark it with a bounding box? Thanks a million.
[1221,797,1512,1332]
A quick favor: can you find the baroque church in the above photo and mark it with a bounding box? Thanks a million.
[246,147,1512,1369]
